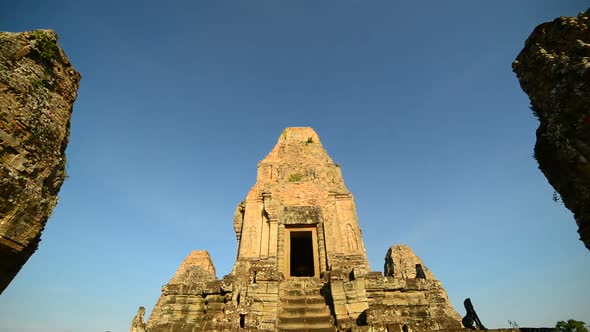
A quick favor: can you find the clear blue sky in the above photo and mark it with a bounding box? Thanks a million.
[1,1,589,331]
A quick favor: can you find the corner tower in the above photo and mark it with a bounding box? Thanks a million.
[233,127,369,278]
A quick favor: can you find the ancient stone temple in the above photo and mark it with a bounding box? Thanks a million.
[134,127,462,332]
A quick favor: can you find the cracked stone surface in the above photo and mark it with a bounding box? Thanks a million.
[513,9,590,251]
[0,29,81,294]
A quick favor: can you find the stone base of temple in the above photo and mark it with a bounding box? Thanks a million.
[137,250,463,332]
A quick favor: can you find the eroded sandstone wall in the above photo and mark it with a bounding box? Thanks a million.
[513,9,590,251]
[0,30,80,294]
[145,250,244,331]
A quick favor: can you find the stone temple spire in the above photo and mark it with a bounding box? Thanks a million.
[233,127,369,276]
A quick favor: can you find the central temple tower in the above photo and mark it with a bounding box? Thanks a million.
[135,127,462,332]
[233,127,369,279]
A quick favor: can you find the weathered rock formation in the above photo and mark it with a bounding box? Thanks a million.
[513,9,590,251]
[137,128,462,331]
[130,307,147,332]
[0,30,80,294]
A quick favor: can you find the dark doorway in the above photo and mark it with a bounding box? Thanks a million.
[290,231,314,277]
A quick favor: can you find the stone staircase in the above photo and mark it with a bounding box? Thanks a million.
[277,278,336,332]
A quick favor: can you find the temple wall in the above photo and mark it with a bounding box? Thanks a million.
[238,199,264,259]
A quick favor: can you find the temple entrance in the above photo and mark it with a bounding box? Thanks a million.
[284,226,320,278]
[290,231,314,277]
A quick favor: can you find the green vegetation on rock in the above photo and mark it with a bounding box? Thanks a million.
[288,173,303,182]
[30,79,52,90]
[32,30,58,62]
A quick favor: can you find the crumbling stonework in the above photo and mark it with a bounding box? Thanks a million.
[371,245,462,329]
[137,128,462,331]
[146,250,221,330]
[0,30,81,294]
[513,9,590,251]
[130,307,147,332]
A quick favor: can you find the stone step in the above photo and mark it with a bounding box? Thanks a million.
[279,296,327,306]
[278,326,336,331]
[279,279,324,287]
[278,327,337,332]
[277,280,336,332]
[277,322,335,330]
[278,314,334,326]
[279,288,321,296]
[280,282,323,287]
[279,306,331,316]
[279,305,328,312]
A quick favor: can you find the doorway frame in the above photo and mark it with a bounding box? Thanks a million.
[284,226,320,279]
